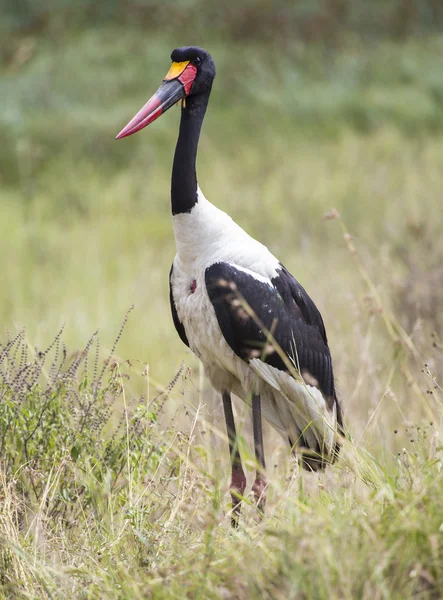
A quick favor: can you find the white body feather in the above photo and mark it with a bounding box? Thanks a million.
[170,188,337,457]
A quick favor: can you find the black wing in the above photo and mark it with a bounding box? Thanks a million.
[205,262,335,400]
[169,264,189,348]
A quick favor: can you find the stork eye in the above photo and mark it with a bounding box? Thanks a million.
[192,57,202,66]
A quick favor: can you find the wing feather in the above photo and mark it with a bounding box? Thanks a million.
[205,261,336,400]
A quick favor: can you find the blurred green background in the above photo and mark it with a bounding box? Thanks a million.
[1,0,442,436]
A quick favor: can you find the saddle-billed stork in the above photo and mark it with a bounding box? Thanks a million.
[116,46,343,525]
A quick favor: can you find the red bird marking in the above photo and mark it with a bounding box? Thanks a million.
[190,280,197,294]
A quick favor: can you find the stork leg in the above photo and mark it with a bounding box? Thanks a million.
[222,391,246,528]
[252,393,267,515]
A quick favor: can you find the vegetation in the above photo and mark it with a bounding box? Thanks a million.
[0,309,442,599]
[0,5,442,598]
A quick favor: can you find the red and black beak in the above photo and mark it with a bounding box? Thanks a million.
[116,61,198,139]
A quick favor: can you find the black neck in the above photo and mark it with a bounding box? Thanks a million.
[171,91,210,215]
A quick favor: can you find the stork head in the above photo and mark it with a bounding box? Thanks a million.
[116,46,216,139]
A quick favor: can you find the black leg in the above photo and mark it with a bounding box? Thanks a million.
[222,391,246,528]
[251,394,267,515]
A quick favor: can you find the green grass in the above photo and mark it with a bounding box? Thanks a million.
[0,26,442,598]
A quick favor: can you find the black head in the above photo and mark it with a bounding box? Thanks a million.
[170,46,216,96]
[116,46,216,139]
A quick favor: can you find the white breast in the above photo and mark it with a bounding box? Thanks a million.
[172,188,280,277]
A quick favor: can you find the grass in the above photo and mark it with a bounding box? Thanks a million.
[0,24,442,599]
[0,319,441,599]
